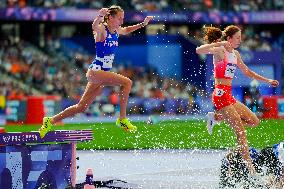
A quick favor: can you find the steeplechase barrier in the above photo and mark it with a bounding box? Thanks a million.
[0,130,93,189]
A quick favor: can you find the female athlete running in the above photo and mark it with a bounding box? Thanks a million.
[196,25,279,174]
[39,6,153,137]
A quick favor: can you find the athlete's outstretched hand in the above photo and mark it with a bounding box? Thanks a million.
[268,79,279,87]
[143,16,154,26]
[98,8,109,17]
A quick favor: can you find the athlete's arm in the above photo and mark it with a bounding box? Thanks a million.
[92,8,108,32]
[118,16,153,35]
[235,50,279,87]
[92,8,108,41]
[196,41,228,55]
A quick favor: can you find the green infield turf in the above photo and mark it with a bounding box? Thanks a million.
[3,119,284,150]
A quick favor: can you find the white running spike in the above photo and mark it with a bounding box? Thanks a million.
[206,112,219,135]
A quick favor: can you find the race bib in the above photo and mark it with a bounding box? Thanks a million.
[102,54,114,68]
[215,88,225,97]
[224,63,236,78]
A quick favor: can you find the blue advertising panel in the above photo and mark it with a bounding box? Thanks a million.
[278,98,284,117]
[0,130,92,189]
[5,100,27,122]
[0,144,72,189]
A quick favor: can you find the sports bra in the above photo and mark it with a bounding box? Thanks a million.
[214,50,238,79]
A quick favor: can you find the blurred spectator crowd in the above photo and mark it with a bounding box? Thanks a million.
[1,0,283,11]
[1,23,283,99]
[0,0,283,117]
[0,12,284,116]
[0,40,83,100]
[0,37,204,115]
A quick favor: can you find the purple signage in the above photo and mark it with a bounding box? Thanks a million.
[1,8,284,23]
[0,130,93,145]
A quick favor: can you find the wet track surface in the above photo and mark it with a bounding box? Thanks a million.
[77,149,226,189]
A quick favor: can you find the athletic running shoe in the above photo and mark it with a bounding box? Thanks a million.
[116,118,137,132]
[39,117,53,138]
[206,112,220,135]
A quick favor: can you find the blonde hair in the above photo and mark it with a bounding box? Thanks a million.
[103,5,124,23]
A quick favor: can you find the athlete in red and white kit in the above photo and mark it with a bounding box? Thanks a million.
[196,25,279,174]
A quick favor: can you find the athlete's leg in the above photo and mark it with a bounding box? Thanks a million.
[218,105,256,174]
[212,100,259,128]
[88,70,132,119]
[51,82,103,124]
[39,81,102,138]
[233,101,260,128]
[87,70,136,132]
[213,112,253,126]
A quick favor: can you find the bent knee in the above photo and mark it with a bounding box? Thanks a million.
[122,78,132,87]
[249,118,260,127]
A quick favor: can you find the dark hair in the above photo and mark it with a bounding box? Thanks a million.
[223,25,241,40]
[103,5,124,23]
[203,26,222,44]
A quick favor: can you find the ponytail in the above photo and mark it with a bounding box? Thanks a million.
[203,26,222,44]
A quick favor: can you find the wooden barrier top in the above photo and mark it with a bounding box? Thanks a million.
[0,130,93,145]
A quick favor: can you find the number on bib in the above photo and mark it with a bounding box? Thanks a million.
[215,88,225,97]
[102,54,114,68]
[224,63,236,78]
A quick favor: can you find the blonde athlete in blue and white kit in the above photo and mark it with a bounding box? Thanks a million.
[39,6,153,138]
